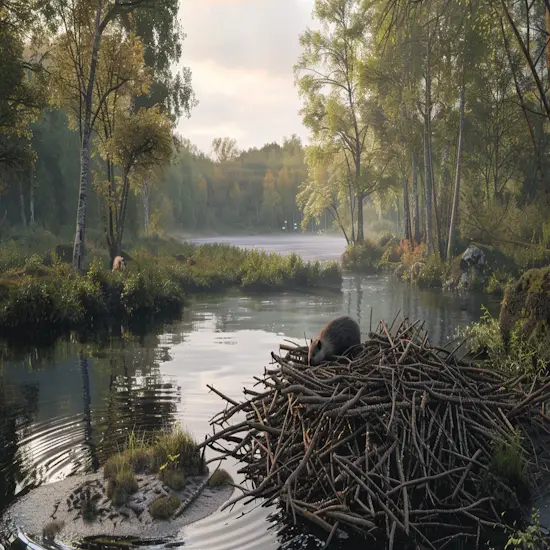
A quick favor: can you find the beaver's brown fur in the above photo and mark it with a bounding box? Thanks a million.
[308,316,361,366]
[112,255,126,271]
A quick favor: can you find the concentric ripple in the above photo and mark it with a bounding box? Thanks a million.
[0,269,501,550]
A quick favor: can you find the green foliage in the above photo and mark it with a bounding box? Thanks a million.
[342,240,383,273]
[504,510,548,550]
[416,254,447,289]
[149,425,205,476]
[486,270,514,296]
[160,469,186,491]
[500,267,550,359]
[207,469,233,488]
[148,495,181,519]
[240,251,341,291]
[105,469,139,507]
[0,238,341,335]
[491,430,527,489]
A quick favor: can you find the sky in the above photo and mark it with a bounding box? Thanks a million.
[177,0,314,156]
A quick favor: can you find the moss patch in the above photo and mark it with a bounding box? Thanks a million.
[149,495,181,519]
[42,519,65,540]
[207,469,233,487]
[106,470,138,507]
[102,425,206,506]
[160,469,186,491]
[499,266,550,353]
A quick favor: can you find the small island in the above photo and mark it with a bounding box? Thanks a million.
[8,426,234,542]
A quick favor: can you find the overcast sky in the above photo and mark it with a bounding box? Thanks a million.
[177,0,314,155]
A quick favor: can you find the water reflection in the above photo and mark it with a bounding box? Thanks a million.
[0,272,501,550]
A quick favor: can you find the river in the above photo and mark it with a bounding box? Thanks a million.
[0,235,502,550]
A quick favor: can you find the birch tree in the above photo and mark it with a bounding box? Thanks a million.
[49,0,182,270]
[295,0,372,243]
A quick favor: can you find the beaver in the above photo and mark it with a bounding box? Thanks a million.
[112,255,126,271]
[308,316,361,366]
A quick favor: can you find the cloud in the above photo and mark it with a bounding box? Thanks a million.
[177,0,314,152]
[177,59,307,153]
[181,0,313,76]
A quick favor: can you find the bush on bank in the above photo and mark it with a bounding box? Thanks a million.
[341,235,522,295]
[0,239,343,334]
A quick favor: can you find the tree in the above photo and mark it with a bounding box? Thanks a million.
[0,3,48,168]
[101,106,173,259]
[49,0,191,270]
[298,144,354,244]
[295,0,373,243]
[211,137,239,163]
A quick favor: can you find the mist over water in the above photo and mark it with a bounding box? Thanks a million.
[0,235,501,550]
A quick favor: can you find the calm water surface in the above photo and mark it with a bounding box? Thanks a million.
[0,235,501,550]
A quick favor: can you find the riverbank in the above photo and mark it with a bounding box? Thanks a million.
[0,236,342,339]
[342,236,548,297]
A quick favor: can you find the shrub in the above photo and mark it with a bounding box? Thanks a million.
[0,238,342,334]
[149,495,181,519]
[398,239,425,267]
[42,520,65,540]
[342,240,383,273]
[106,470,138,506]
[416,254,447,288]
[160,469,186,491]
[208,468,233,487]
[150,426,205,476]
[486,270,514,297]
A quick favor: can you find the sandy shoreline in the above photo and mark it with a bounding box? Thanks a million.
[5,472,234,542]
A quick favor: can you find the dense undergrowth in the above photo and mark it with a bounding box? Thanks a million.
[0,235,342,336]
[342,233,535,296]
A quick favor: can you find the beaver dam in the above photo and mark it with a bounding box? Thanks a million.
[199,317,550,549]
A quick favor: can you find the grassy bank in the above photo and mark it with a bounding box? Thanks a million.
[0,236,342,337]
[341,236,531,296]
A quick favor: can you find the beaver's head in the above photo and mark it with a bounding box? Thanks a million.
[308,338,328,366]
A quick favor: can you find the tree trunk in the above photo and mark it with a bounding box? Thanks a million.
[447,72,466,261]
[347,178,356,244]
[403,173,412,241]
[116,171,132,253]
[431,169,442,258]
[356,191,364,243]
[424,44,433,255]
[72,0,104,271]
[412,151,420,245]
[142,180,150,233]
[29,179,35,225]
[18,178,26,228]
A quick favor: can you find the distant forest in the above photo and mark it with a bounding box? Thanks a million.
[3,117,311,239]
[4,0,550,268]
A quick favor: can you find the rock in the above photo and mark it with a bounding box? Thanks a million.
[445,244,497,291]
[460,245,485,270]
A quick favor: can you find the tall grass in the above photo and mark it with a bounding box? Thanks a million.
[0,238,342,335]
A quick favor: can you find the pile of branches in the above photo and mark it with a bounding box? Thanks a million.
[200,317,550,549]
